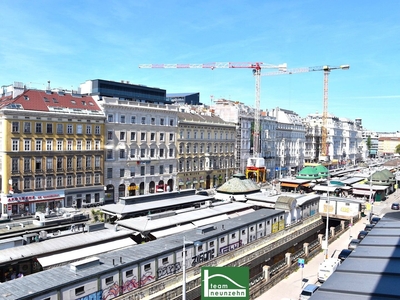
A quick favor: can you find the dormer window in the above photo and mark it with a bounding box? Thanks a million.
[24,95,29,100]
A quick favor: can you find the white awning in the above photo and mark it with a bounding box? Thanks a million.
[37,238,136,269]
[352,189,374,196]
[192,214,229,227]
[150,223,195,238]
[313,185,339,192]
[246,200,275,208]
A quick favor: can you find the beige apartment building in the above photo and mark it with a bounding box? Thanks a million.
[177,109,236,190]
[0,83,105,218]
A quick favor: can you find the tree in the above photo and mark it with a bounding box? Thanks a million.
[366,136,372,158]
[395,143,400,155]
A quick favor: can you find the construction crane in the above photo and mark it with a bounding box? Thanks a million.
[263,65,349,163]
[139,62,287,183]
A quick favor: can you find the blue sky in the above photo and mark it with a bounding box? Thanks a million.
[1,1,399,132]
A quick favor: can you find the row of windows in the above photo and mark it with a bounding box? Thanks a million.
[106,165,174,178]
[178,143,235,154]
[179,130,235,140]
[11,122,101,135]
[11,173,102,191]
[108,131,174,143]
[107,115,175,126]
[11,139,102,152]
[178,158,234,172]
[106,148,174,160]
[11,156,102,172]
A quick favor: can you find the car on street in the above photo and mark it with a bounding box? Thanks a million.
[348,239,361,250]
[364,224,375,232]
[357,230,369,240]
[338,249,352,263]
[391,202,400,210]
[299,284,320,300]
[370,216,381,225]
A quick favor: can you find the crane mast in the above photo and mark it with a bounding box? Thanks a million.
[263,64,349,163]
[139,61,287,183]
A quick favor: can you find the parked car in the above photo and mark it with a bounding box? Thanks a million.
[364,224,375,232]
[391,202,400,210]
[299,284,320,300]
[370,216,381,225]
[338,249,352,263]
[348,239,361,250]
[357,230,369,240]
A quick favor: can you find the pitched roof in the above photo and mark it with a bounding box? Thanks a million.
[0,89,101,112]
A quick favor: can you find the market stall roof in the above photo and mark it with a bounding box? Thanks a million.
[313,185,340,192]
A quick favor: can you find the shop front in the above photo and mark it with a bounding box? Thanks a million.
[1,190,65,219]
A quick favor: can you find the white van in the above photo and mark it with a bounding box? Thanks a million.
[299,284,319,300]
[318,257,341,283]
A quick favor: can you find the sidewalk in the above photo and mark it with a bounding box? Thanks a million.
[255,213,371,300]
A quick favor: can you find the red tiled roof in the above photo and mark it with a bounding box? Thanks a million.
[7,89,102,112]
[0,95,16,109]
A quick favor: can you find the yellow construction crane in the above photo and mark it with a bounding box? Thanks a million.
[263,64,349,162]
[139,62,287,183]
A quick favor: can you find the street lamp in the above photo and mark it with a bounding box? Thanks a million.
[182,236,202,300]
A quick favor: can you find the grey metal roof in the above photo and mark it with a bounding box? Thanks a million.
[0,209,284,300]
[116,202,253,232]
[311,214,400,300]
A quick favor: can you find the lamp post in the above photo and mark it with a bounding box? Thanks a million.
[324,174,330,259]
[182,236,202,300]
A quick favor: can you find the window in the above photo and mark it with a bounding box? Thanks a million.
[131,116,136,124]
[140,166,145,176]
[95,156,100,168]
[94,173,100,184]
[24,140,31,151]
[24,158,31,171]
[169,165,173,173]
[130,132,136,141]
[159,165,164,174]
[24,177,31,190]
[46,123,53,134]
[150,166,155,175]
[95,140,100,150]
[107,168,113,178]
[57,157,63,170]
[150,148,155,158]
[35,140,42,151]
[187,131,190,139]
[120,115,126,124]
[86,156,92,169]
[35,177,42,189]
[140,148,146,158]
[106,149,113,160]
[141,132,146,141]
[11,158,19,172]
[35,123,42,133]
[107,114,114,122]
[77,125,83,134]
[220,237,225,243]
[160,118,164,125]
[144,263,151,271]
[12,122,19,133]
[107,131,113,140]
[75,286,85,296]
[86,125,92,134]
[141,117,146,125]
[67,157,73,169]
[130,148,135,158]
[126,270,133,277]
[76,157,82,169]
[159,148,164,158]
[162,257,169,265]
[151,117,155,125]
[76,174,82,185]
[57,176,63,187]
[169,148,174,157]
[160,132,164,141]
[209,241,215,247]
[56,124,63,134]
[67,175,73,186]
[169,119,174,126]
[46,157,53,170]
[67,124,73,134]
[120,149,126,159]
[95,125,100,135]
[24,122,31,133]
[67,140,73,151]
[77,140,82,150]
[120,132,126,141]
[57,140,63,151]
[86,140,91,150]
[105,276,114,285]
[46,140,52,151]
[150,132,155,141]
[169,133,174,142]
[119,168,125,177]
[46,177,53,188]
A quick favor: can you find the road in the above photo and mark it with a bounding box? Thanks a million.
[255,192,398,300]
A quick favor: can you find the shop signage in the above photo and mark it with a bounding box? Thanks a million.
[7,193,64,203]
